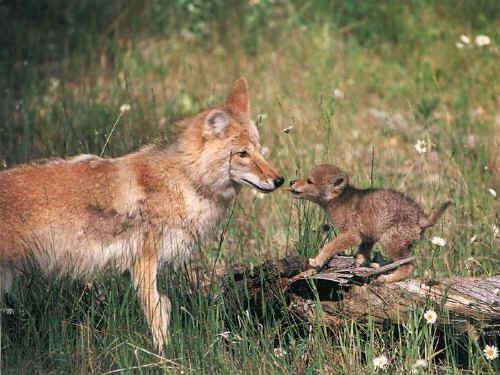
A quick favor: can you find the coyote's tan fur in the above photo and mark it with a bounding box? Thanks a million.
[0,78,284,348]
[286,164,451,282]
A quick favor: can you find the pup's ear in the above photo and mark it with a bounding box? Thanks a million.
[204,110,230,138]
[323,172,348,202]
[331,172,348,192]
[225,77,249,116]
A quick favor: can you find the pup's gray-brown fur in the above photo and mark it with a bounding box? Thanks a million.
[286,164,451,282]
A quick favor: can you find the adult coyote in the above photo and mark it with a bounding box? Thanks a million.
[0,78,284,348]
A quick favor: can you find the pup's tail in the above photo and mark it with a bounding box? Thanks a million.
[420,201,452,229]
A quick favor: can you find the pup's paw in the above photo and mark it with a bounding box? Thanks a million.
[308,257,324,268]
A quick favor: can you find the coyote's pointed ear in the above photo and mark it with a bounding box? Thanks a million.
[225,78,249,116]
[204,110,230,138]
[331,173,348,192]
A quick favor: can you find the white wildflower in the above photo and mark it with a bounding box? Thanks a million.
[49,78,60,91]
[261,146,269,156]
[333,88,344,99]
[492,224,499,237]
[424,310,437,324]
[217,331,231,340]
[273,347,287,358]
[488,188,497,198]
[475,35,491,47]
[373,354,388,369]
[483,345,498,360]
[120,104,131,113]
[217,331,242,344]
[494,288,500,296]
[456,42,464,49]
[431,237,446,247]
[465,257,479,271]
[281,126,293,134]
[231,334,242,343]
[470,235,477,244]
[414,139,427,154]
[460,35,471,44]
[411,359,428,373]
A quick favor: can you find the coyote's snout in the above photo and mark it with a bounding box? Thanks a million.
[230,149,284,192]
[0,78,283,349]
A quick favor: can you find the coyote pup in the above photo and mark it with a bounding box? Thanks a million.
[0,78,284,349]
[286,164,451,282]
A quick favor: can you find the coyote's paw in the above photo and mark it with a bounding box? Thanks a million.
[375,274,389,283]
[370,278,385,287]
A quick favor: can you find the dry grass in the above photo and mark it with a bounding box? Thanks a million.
[1,1,499,373]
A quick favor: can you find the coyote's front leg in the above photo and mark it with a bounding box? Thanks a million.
[309,232,360,268]
[132,232,171,350]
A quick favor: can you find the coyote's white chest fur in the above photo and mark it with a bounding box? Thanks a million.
[150,179,230,266]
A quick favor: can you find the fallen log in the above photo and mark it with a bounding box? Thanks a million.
[219,255,500,336]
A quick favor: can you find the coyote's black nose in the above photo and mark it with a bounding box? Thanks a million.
[289,180,296,186]
[274,177,284,188]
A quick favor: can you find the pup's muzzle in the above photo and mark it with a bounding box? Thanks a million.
[283,180,296,192]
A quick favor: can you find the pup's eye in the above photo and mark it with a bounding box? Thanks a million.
[238,151,249,158]
[307,178,313,184]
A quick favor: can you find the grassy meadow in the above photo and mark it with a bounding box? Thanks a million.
[1,0,500,373]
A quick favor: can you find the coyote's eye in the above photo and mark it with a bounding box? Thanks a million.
[238,151,249,158]
[307,178,313,184]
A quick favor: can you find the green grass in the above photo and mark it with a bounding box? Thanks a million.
[1,0,500,373]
